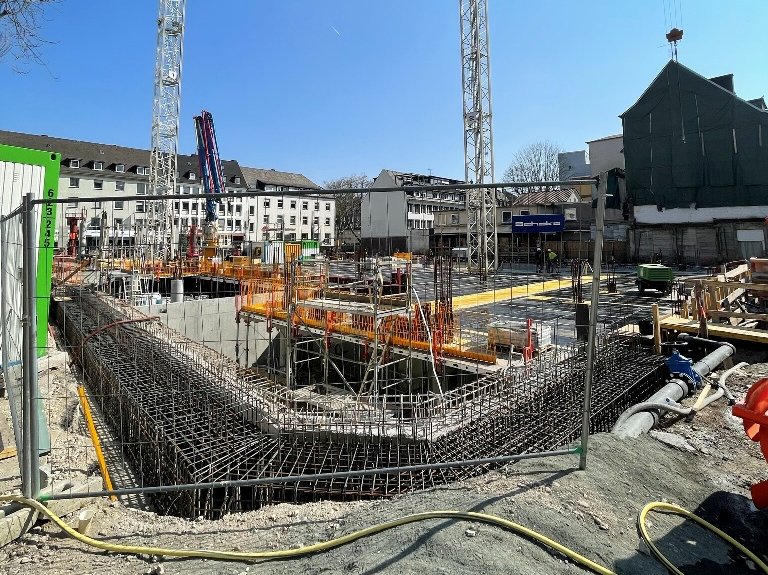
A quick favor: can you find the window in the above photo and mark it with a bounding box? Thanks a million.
[519,209,530,216]
[137,166,149,176]
[227,204,233,215]
[290,200,296,209]
[302,216,308,225]
[290,215,296,225]
[235,204,242,215]
[264,199,270,208]
[219,205,225,214]
[136,201,145,213]
[263,215,269,224]
[277,199,283,208]
[235,219,242,229]
[173,201,180,211]
[249,206,255,216]
[249,223,254,232]
[189,172,196,180]
[116,181,125,191]
[264,232,270,240]
[265,185,275,192]
[277,215,284,224]
[325,217,331,226]
[191,203,198,214]
[218,219,225,228]
[94,180,103,190]
[302,201,308,210]
[114,218,123,227]
[451,214,459,224]
[182,201,189,211]
[115,163,125,173]
[314,201,319,210]
[301,232,308,240]
[502,211,512,223]
[287,233,296,241]
[313,216,319,224]
[69,177,80,188]
[234,176,241,185]
[136,182,148,195]
[324,233,331,240]
[94,161,104,171]
[325,203,331,211]
[114,201,124,210]
[69,159,80,168]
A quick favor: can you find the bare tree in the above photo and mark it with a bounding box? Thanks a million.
[503,141,562,195]
[0,0,57,68]
[324,173,372,246]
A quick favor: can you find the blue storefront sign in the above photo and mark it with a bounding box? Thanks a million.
[510,214,565,233]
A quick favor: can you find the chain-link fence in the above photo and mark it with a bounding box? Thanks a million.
[1,190,669,519]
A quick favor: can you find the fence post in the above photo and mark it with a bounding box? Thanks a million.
[21,193,40,498]
[579,174,607,470]
[0,218,9,399]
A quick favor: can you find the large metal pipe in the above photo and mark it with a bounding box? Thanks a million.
[613,379,689,438]
[613,337,736,438]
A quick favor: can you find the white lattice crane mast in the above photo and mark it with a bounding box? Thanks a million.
[459,0,496,274]
[148,0,186,259]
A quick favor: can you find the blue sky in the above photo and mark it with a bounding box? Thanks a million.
[2,0,767,185]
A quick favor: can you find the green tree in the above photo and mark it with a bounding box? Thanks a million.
[324,173,372,245]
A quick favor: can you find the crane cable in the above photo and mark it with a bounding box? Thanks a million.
[1,495,766,574]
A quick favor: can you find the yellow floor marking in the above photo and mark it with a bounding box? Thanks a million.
[450,276,595,311]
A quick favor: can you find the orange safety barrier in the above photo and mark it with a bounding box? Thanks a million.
[732,377,768,508]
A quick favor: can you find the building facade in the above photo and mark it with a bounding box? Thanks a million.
[0,130,332,255]
[361,169,465,254]
[622,60,768,265]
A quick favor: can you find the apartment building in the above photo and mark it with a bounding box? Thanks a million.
[361,169,465,254]
[0,130,332,252]
[240,167,334,247]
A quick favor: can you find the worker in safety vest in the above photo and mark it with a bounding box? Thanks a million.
[546,248,557,273]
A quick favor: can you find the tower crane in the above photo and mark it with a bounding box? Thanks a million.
[148,0,186,259]
[193,110,226,260]
[459,0,497,275]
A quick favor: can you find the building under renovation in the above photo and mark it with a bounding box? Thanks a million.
[623,60,768,265]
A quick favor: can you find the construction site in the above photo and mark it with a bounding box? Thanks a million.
[1,2,768,575]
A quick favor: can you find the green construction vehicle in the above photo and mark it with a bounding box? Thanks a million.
[636,263,673,295]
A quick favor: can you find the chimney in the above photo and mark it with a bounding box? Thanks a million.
[709,74,734,94]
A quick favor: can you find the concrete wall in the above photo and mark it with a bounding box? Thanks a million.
[588,136,624,175]
[629,222,767,265]
[558,150,590,180]
[138,296,273,364]
[634,204,768,224]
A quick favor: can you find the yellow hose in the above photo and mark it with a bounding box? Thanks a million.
[1,494,766,575]
[638,501,768,575]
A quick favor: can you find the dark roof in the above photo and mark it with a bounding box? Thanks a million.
[508,188,580,205]
[748,97,767,110]
[240,166,320,190]
[0,129,247,188]
[380,169,464,186]
[621,60,768,118]
[177,155,247,188]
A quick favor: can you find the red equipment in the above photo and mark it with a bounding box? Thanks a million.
[732,377,768,508]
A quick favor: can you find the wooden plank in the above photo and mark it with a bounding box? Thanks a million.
[651,304,661,354]
[0,447,17,461]
[709,310,768,322]
[701,280,768,293]
[659,315,768,344]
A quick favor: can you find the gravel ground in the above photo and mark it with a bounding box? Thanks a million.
[1,361,767,575]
